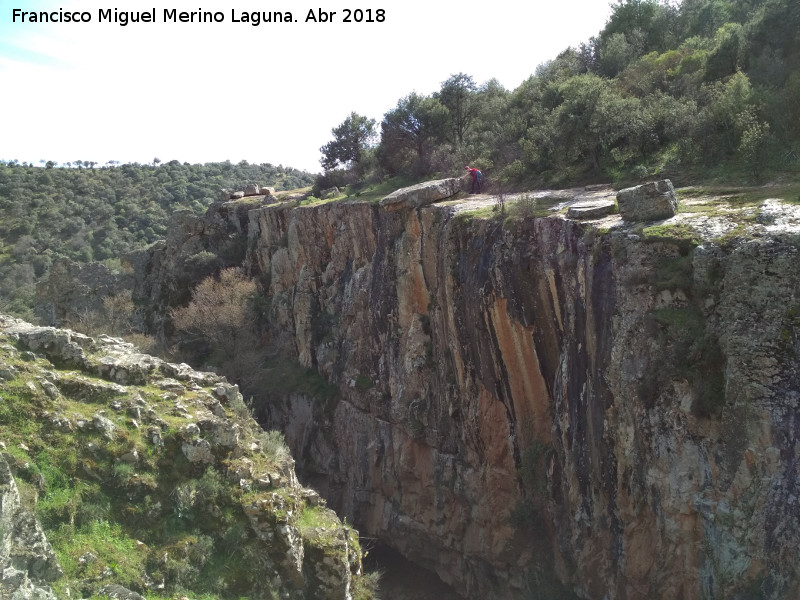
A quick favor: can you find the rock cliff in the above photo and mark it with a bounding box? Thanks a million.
[42,183,800,599]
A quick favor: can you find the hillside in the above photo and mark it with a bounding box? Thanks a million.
[0,315,375,599]
[0,160,314,321]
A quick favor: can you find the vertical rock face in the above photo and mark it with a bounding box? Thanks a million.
[131,195,800,600]
[0,455,61,599]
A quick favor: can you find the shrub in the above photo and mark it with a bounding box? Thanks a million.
[171,268,260,372]
[507,194,537,220]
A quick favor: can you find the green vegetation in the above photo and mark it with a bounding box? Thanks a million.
[0,332,374,599]
[0,160,313,320]
[319,112,377,173]
[318,0,800,194]
[354,374,373,391]
[641,223,702,249]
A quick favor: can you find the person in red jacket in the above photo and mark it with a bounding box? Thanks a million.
[466,166,483,194]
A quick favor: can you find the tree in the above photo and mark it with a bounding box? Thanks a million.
[436,73,477,146]
[551,74,643,172]
[171,268,259,366]
[704,23,746,80]
[377,93,448,175]
[319,112,376,171]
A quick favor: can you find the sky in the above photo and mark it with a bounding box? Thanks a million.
[0,0,615,173]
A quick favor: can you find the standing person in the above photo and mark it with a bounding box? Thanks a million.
[465,166,483,194]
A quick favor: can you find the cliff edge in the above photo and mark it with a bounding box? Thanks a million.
[37,180,800,599]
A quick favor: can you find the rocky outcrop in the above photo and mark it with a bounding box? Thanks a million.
[0,455,61,600]
[61,184,800,599]
[247,192,800,599]
[0,315,366,599]
[567,199,617,219]
[221,185,275,200]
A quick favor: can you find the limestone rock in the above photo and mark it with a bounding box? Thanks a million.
[1,318,90,368]
[0,316,366,600]
[181,438,214,464]
[92,413,117,440]
[98,584,146,600]
[380,178,460,210]
[616,179,678,221]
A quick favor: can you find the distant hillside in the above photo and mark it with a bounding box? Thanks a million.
[0,160,314,320]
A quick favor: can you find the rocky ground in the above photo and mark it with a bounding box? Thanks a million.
[0,315,369,600]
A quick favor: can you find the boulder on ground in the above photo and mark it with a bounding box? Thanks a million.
[616,179,678,222]
[380,178,460,211]
[244,183,261,196]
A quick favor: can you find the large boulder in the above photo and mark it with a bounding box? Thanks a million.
[617,179,678,222]
[567,200,617,220]
[244,183,261,196]
[380,178,460,211]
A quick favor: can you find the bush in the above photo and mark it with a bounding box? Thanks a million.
[507,194,537,220]
[171,268,260,370]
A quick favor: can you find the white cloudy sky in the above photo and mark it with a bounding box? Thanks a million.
[0,0,615,173]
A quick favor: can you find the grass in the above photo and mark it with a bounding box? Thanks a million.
[50,519,147,590]
[0,333,357,599]
[339,174,418,204]
[641,223,702,249]
[677,181,800,206]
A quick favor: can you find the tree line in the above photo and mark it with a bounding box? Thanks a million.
[0,159,313,320]
[318,0,800,189]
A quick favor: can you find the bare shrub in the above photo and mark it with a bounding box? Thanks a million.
[171,268,260,373]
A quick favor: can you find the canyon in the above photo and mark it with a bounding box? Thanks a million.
[41,181,800,599]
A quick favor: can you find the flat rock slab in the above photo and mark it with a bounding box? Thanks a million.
[381,178,460,211]
[567,200,617,220]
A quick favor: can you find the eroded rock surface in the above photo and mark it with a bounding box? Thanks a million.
[0,315,365,600]
[53,186,800,599]
[380,178,461,211]
[0,455,61,600]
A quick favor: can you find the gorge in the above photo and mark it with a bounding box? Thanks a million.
[38,180,800,599]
